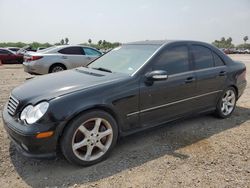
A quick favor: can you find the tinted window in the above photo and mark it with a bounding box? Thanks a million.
[213,52,224,66]
[58,47,84,55]
[153,45,189,75]
[192,45,213,69]
[0,49,10,54]
[84,48,101,56]
[88,45,160,75]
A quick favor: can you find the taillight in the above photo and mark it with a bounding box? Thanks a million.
[25,56,43,62]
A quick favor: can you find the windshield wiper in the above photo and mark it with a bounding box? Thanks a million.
[92,67,112,73]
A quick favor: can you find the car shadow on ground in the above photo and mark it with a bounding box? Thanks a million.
[10,106,250,187]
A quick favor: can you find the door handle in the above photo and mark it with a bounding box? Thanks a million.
[86,57,91,60]
[219,71,226,76]
[185,77,195,83]
[62,56,68,59]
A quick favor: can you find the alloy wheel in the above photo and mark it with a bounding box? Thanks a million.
[221,89,236,116]
[52,66,64,72]
[71,118,113,161]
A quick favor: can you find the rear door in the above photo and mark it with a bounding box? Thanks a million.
[139,44,197,127]
[191,44,227,109]
[58,47,87,68]
[82,47,102,65]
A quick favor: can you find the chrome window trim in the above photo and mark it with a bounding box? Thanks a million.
[127,90,222,117]
[139,65,226,80]
[167,65,227,78]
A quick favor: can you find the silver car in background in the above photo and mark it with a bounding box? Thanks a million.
[23,45,102,74]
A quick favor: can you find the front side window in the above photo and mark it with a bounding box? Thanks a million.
[88,44,160,75]
[192,45,214,69]
[84,48,102,56]
[58,47,84,55]
[153,45,190,75]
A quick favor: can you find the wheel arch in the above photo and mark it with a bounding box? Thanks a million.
[228,84,238,99]
[49,63,67,73]
[58,105,122,143]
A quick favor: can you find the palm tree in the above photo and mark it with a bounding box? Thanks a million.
[65,38,69,45]
[98,40,102,46]
[102,40,107,47]
[243,36,248,44]
[60,39,65,45]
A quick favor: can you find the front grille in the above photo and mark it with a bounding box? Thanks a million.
[7,95,19,116]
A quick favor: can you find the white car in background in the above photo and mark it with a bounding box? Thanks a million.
[23,45,102,74]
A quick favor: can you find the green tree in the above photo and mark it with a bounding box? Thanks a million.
[243,36,248,44]
[88,39,92,44]
[227,37,232,44]
[102,40,107,47]
[98,40,102,46]
[65,38,69,44]
[237,43,250,50]
[30,42,40,49]
[212,37,234,48]
[60,39,65,45]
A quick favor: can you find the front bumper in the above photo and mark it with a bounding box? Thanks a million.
[2,104,60,159]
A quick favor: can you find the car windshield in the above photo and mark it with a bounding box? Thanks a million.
[88,44,160,75]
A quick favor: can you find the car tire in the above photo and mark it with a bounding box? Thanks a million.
[215,87,237,118]
[49,64,66,73]
[60,110,118,166]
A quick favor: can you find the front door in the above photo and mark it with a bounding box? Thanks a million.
[139,44,198,127]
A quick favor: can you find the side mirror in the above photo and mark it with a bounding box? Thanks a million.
[145,70,168,81]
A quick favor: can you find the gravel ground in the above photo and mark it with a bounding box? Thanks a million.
[0,54,249,188]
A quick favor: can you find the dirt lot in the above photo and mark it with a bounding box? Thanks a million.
[0,54,250,188]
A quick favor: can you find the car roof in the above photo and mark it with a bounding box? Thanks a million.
[124,40,213,47]
[0,48,13,51]
[125,40,171,45]
[53,45,100,51]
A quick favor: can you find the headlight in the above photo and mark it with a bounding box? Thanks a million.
[20,102,49,124]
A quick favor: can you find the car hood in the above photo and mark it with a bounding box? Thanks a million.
[12,67,129,103]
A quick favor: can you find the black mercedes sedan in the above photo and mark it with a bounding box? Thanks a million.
[3,40,247,166]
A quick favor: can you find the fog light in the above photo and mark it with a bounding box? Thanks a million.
[36,131,54,139]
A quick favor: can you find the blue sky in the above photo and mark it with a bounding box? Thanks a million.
[0,0,249,44]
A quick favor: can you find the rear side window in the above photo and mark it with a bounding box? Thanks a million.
[212,52,225,66]
[153,45,189,75]
[192,45,214,69]
[83,48,101,56]
[58,47,84,55]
